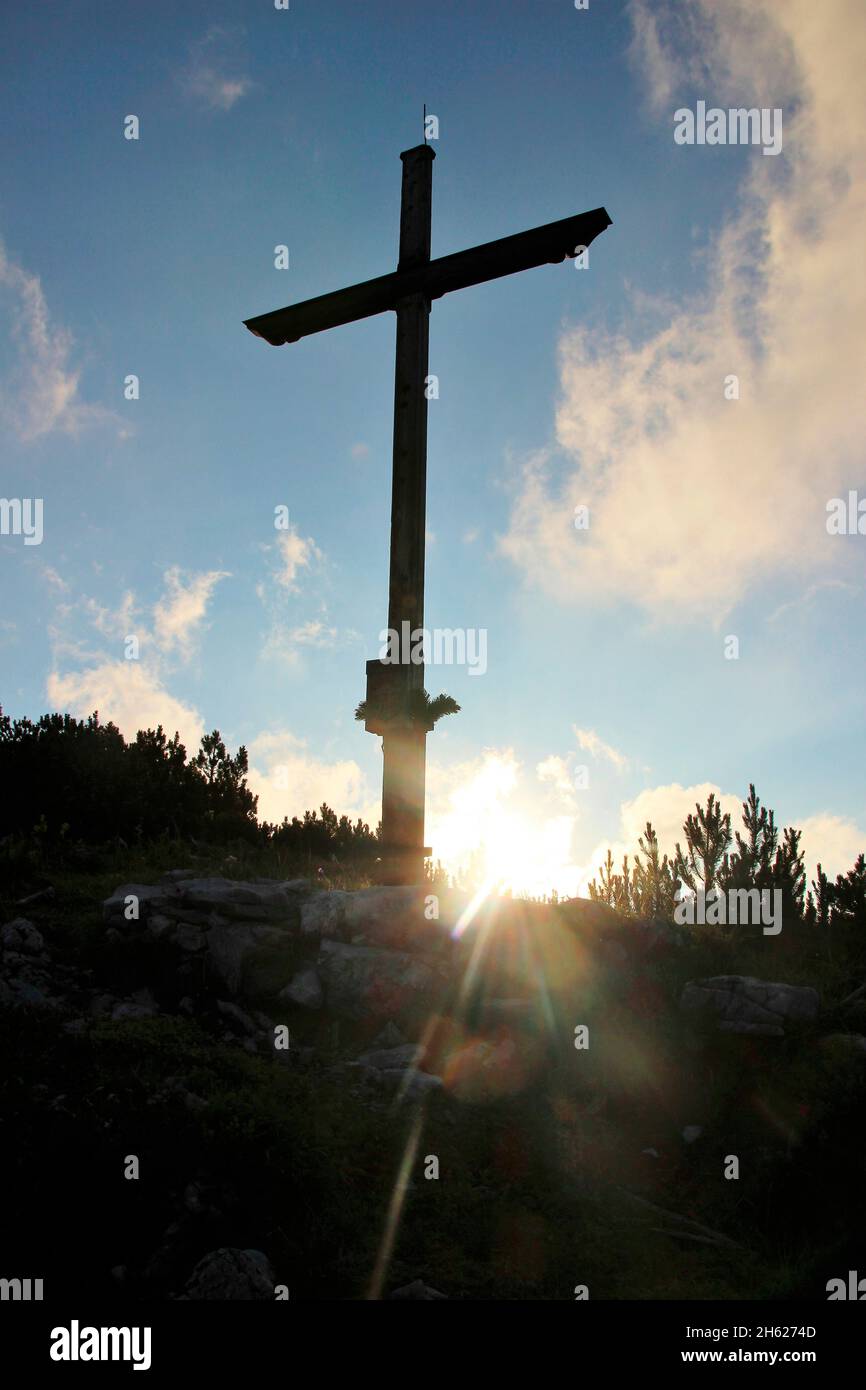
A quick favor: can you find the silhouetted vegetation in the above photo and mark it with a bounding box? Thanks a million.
[0,709,257,846]
[0,708,380,879]
[268,803,379,862]
[588,785,866,932]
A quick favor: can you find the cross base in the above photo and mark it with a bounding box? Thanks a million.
[373,844,432,887]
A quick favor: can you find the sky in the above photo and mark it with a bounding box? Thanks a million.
[1,0,864,896]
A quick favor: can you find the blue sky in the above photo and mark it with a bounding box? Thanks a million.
[1,0,864,893]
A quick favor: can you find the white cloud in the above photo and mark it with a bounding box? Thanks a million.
[573,725,629,771]
[83,591,137,639]
[350,442,370,459]
[580,781,743,895]
[247,730,374,827]
[767,579,858,626]
[47,565,228,751]
[536,754,578,805]
[798,812,866,885]
[619,781,743,860]
[273,528,322,593]
[627,0,801,116]
[179,26,252,111]
[259,605,354,667]
[502,0,866,623]
[42,566,69,593]
[152,566,229,657]
[0,238,117,443]
[47,660,205,752]
[287,619,337,647]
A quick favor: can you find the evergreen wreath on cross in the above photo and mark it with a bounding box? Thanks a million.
[354,688,460,728]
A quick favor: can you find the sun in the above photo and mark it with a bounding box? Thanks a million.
[428,751,585,899]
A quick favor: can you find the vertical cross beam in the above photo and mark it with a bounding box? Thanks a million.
[376,145,435,885]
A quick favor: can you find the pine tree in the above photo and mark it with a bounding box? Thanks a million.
[772,825,806,922]
[633,821,678,918]
[728,784,777,890]
[674,792,732,896]
[614,854,632,915]
[831,852,866,927]
[588,848,617,908]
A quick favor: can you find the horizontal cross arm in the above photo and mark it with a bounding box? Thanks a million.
[244,207,611,346]
[420,205,611,302]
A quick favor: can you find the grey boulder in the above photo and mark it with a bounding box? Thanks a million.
[1,918,46,955]
[300,890,350,939]
[680,975,819,1036]
[388,1279,447,1300]
[279,967,323,1011]
[182,1247,274,1300]
[356,1043,423,1070]
[317,939,437,1023]
[343,886,441,950]
[205,921,291,997]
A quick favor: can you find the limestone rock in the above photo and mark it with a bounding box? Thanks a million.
[174,924,206,952]
[381,1068,443,1100]
[146,914,175,938]
[680,975,819,1035]
[718,1020,785,1036]
[300,890,350,939]
[279,967,323,1011]
[205,921,290,997]
[112,988,159,1021]
[103,883,176,924]
[182,1247,274,1300]
[371,1021,406,1049]
[170,877,303,926]
[104,875,309,931]
[388,1278,447,1300]
[1,918,46,955]
[343,886,441,951]
[356,1043,422,1070]
[317,939,437,1023]
[3,979,53,1009]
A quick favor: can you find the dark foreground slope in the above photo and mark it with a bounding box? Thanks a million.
[2,854,865,1301]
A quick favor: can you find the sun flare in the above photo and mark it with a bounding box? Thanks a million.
[427,751,586,899]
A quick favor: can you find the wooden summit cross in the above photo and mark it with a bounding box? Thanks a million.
[244,144,611,886]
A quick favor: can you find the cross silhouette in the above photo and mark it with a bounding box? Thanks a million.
[245,145,611,885]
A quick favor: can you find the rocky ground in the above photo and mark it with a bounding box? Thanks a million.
[2,870,865,1299]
